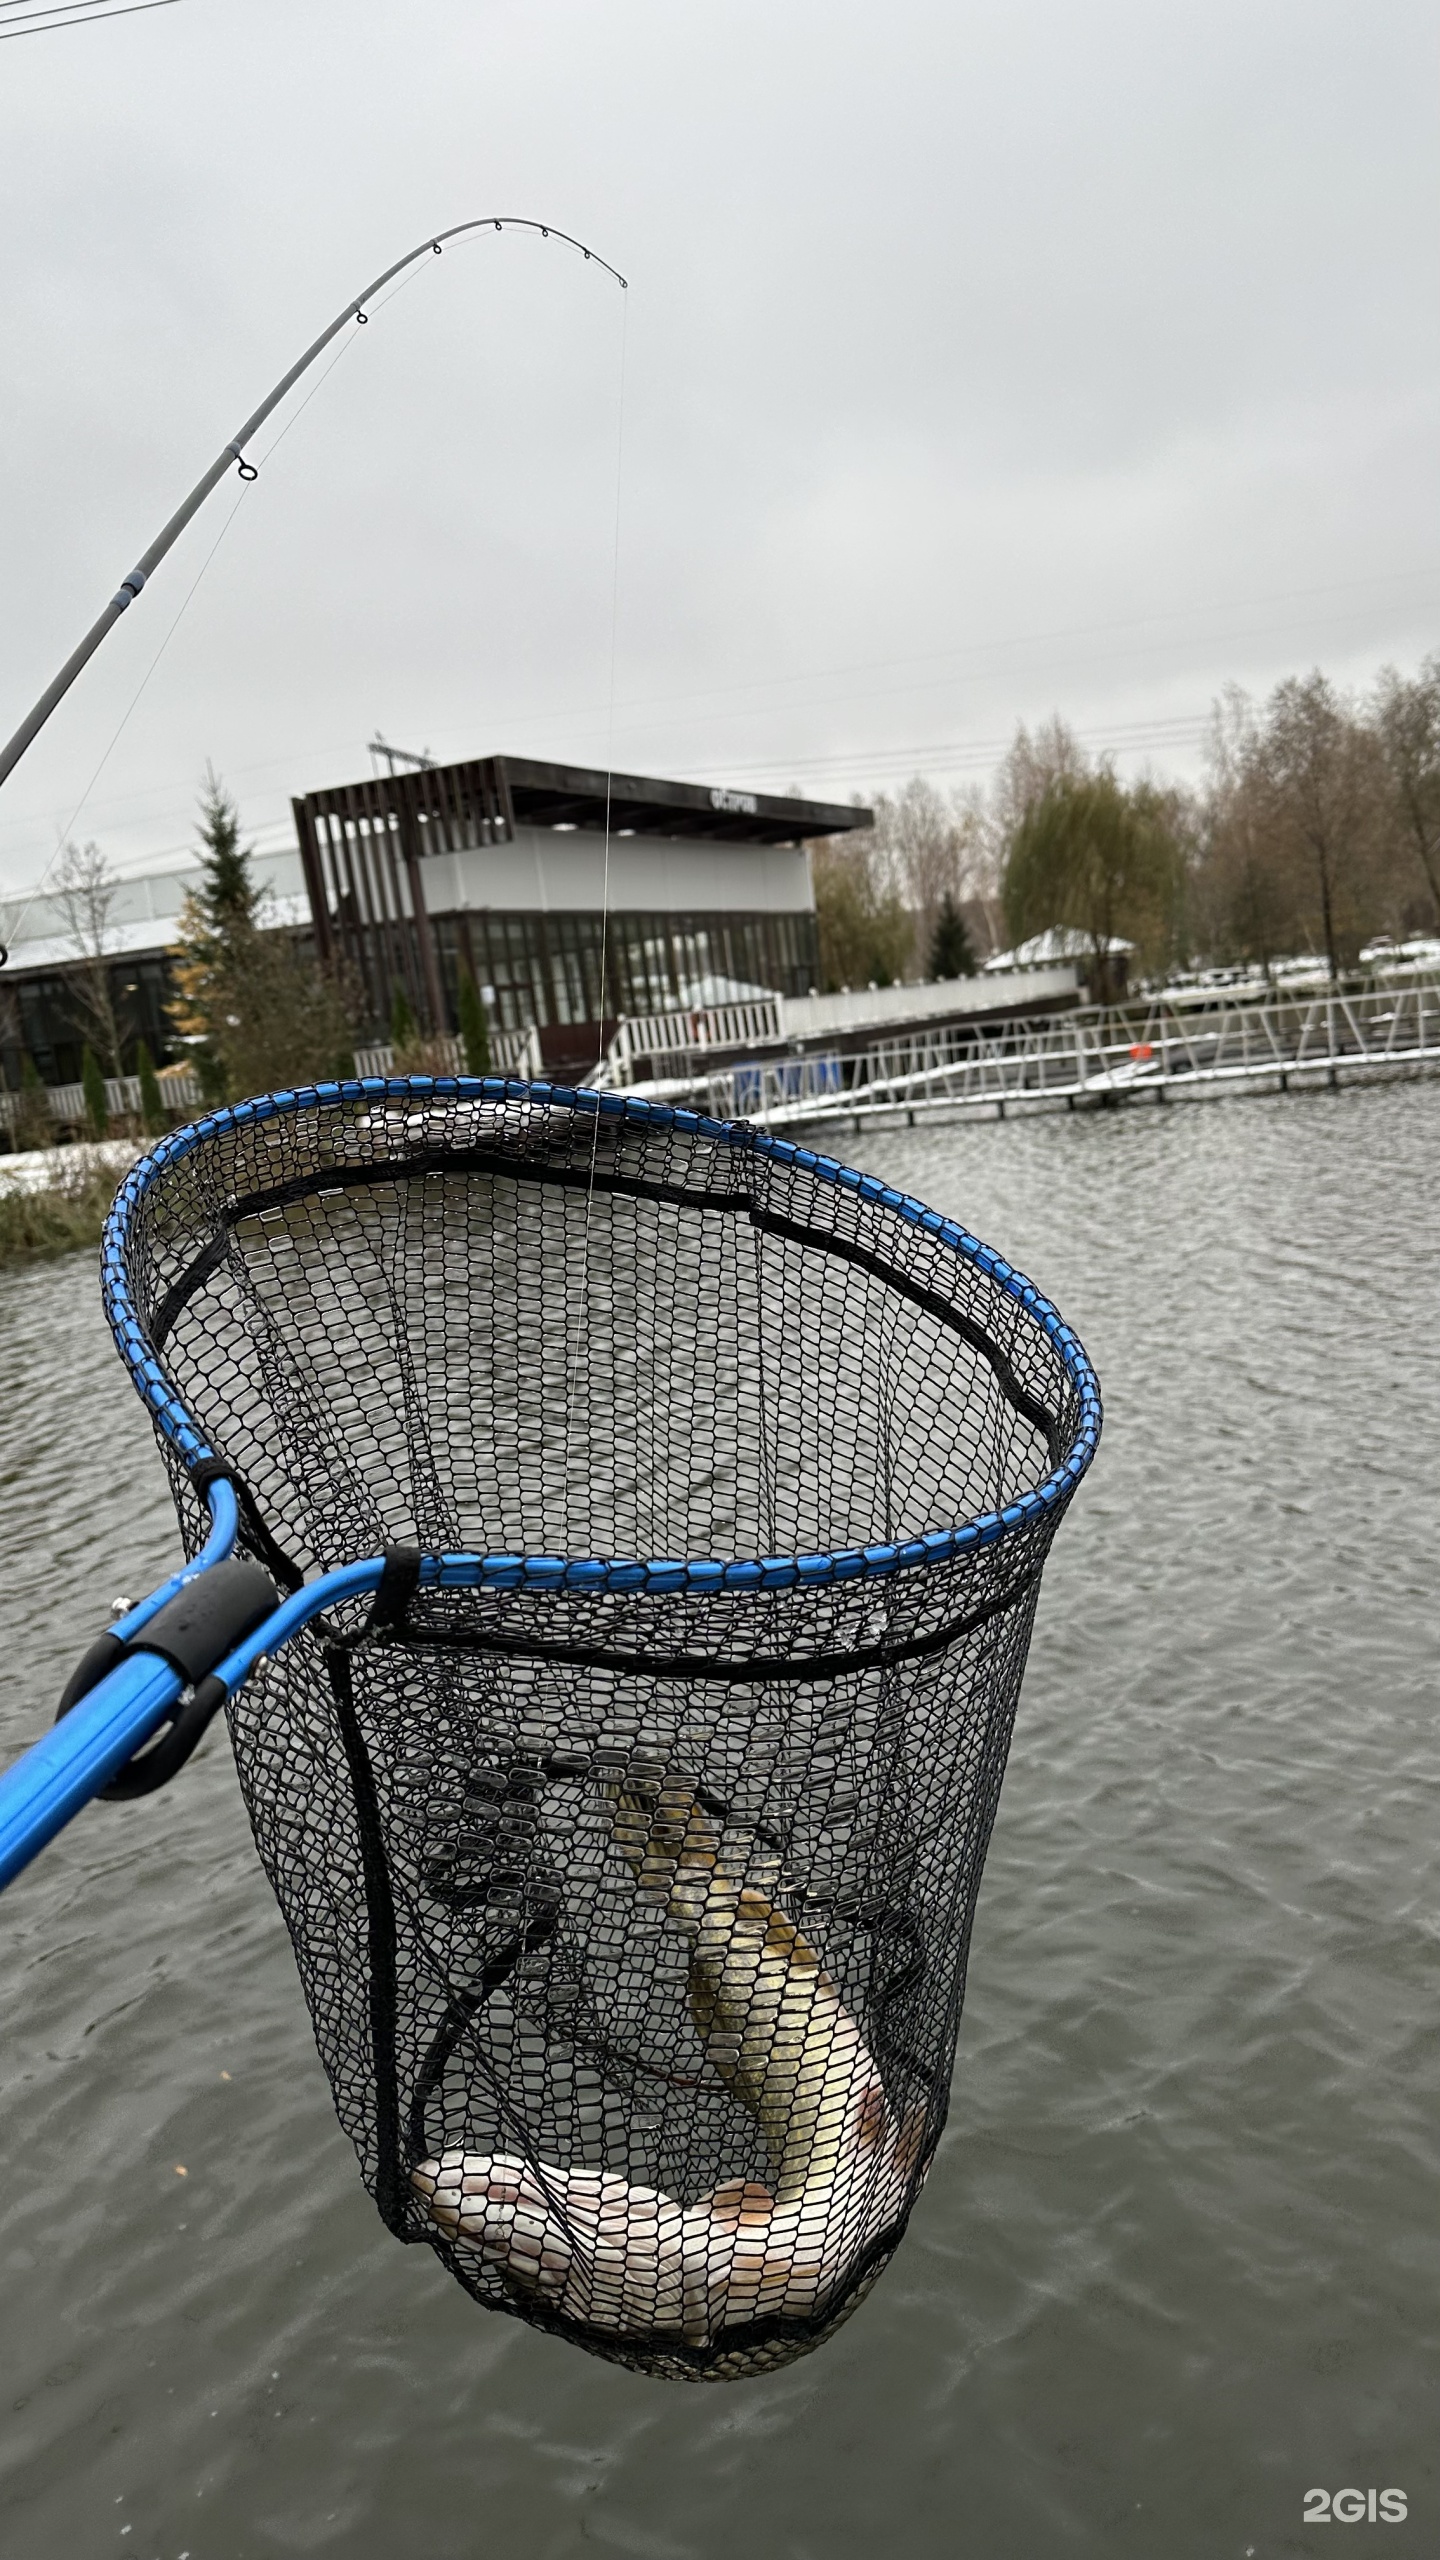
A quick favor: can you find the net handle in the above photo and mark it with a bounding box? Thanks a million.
[0,1524,630,1890]
[0,1478,235,1888]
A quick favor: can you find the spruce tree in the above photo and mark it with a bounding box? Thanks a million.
[928,890,977,981]
[135,1038,165,1136]
[192,765,262,937]
[169,768,261,1089]
[390,983,417,1054]
[169,768,354,1100]
[81,1044,109,1138]
[457,969,490,1075]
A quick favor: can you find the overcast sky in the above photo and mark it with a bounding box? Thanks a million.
[0,0,1436,892]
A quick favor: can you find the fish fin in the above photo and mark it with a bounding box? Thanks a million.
[895,2098,930,2180]
[688,1955,772,2122]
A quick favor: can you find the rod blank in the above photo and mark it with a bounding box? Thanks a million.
[0,217,625,802]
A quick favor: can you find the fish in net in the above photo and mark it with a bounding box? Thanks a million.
[98,1077,1100,2380]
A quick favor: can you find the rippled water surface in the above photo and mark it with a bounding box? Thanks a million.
[1,1083,1437,2560]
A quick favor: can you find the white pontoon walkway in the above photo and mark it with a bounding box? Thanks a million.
[699,975,1440,1134]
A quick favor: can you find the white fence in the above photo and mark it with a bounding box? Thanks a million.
[1,1023,547,1142]
[599,997,785,1086]
[596,972,1083,1088]
[0,1067,201,1134]
[352,1025,542,1081]
[703,977,1440,1130]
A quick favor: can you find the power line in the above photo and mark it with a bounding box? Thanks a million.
[1,557,1432,853]
[682,713,1216,792]
[0,0,180,40]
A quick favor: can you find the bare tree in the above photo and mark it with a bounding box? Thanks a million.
[991,715,1090,849]
[951,779,1004,954]
[54,841,126,1076]
[1372,656,1440,929]
[867,777,985,972]
[1195,688,1303,975]
[809,833,913,992]
[1251,674,1381,978]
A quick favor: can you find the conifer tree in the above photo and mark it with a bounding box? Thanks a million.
[169,769,353,1099]
[15,1055,52,1151]
[81,1043,109,1138]
[457,968,490,1074]
[390,983,417,1053]
[927,891,976,980]
[135,1038,165,1136]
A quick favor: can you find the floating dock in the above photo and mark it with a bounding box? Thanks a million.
[695,975,1440,1134]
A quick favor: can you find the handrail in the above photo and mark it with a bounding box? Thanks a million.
[698,975,1440,1128]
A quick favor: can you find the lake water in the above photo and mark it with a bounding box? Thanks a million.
[1,1081,1436,2560]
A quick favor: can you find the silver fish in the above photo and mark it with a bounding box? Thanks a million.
[412,1786,925,2343]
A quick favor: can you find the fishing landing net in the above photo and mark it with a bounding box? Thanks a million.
[103,1080,1100,2380]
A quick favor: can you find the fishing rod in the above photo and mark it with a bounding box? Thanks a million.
[0,214,627,822]
[0,224,631,1871]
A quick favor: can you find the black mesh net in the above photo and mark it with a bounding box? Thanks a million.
[107,1082,1095,2380]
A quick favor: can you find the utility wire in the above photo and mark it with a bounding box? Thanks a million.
[0,0,180,38]
[3,561,1431,861]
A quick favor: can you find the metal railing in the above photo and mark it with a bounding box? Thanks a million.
[0,1067,201,1136]
[702,977,1440,1130]
[352,1025,542,1081]
[599,996,784,1087]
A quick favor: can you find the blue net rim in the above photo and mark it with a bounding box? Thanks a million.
[100,1076,1103,1593]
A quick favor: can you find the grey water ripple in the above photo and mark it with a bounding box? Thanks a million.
[0,1080,1436,2557]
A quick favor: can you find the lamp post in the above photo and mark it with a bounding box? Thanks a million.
[0,216,625,813]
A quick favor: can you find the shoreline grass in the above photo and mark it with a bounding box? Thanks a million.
[0,1147,136,1269]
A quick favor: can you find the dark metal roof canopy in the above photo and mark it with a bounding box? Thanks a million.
[495,756,871,844]
[298,753,871,849]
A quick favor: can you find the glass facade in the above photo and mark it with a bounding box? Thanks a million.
[0,954,177,1092]
[429,908,819,1035]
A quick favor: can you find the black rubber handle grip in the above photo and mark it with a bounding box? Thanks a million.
[125,1558,278,1686]
[55,1558,281,1801]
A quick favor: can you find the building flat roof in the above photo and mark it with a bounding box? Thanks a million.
[296,753,871,846]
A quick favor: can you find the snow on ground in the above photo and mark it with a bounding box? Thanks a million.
[0,1140,144,1196]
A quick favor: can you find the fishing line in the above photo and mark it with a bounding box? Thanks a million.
[251,255,434,472]
[4,246,497,950]
[562,283,629,1533]
[1,214,625,918]
[5,481,253,951]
